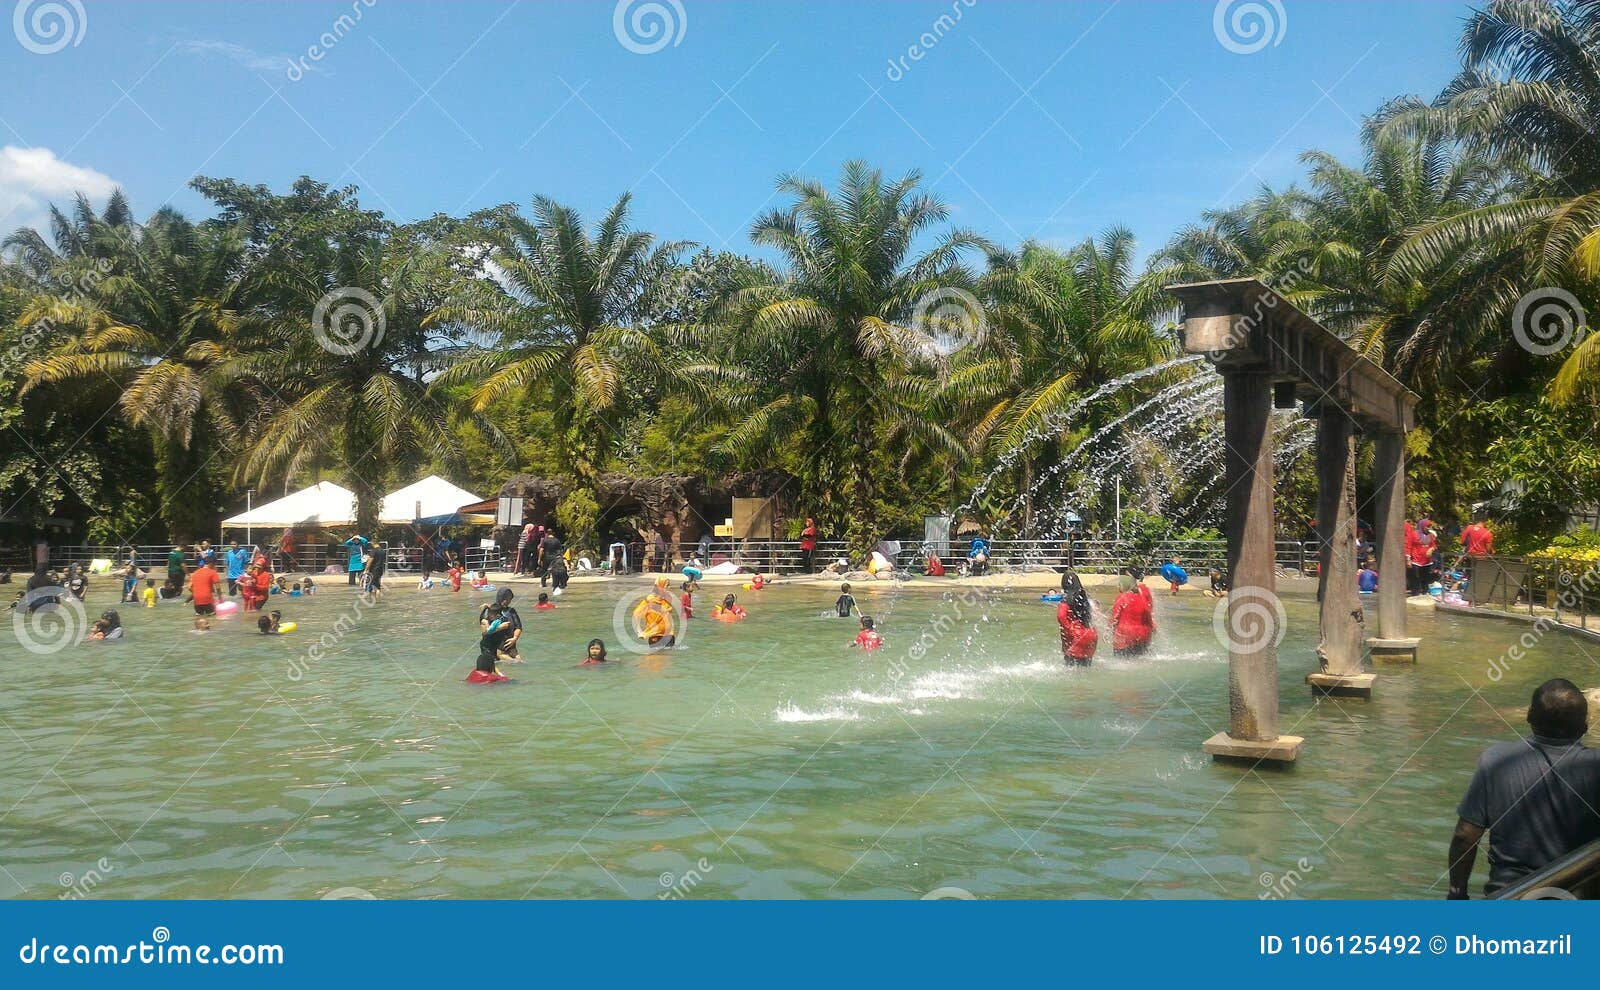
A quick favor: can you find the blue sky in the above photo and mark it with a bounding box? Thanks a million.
[0,0,1476,261]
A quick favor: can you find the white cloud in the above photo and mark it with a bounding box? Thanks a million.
[176,39,303,76]
[0,146,120,237]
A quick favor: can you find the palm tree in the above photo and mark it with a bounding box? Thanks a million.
[237,228,490,533]
[17,207,259,539]
[707,161,988,552]
[944,235,1174,534]
[1372,0,1600,393]
[434,194,689,485]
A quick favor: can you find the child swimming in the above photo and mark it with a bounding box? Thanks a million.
[471,569,489,590]
[192,616,211,634]
[580,638,613,666]
[712,593,747,622]
[89,610,124,640]
[257,610,282,634]
[835,583,857,617]
[850,615,883,651]
[535,592,555,610]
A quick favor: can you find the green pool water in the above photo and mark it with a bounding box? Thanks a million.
[1,577,1590,899]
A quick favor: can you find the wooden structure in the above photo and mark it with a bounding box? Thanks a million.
[1167,278,1420,766]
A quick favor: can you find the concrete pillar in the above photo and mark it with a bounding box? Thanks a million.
[1202,371,1302,765]
[1307,408,1374,698]
[1367,429,1420,662]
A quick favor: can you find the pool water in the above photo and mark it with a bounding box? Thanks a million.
[2,577,1590,899]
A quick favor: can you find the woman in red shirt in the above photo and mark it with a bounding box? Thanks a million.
[1055,570,1098,665]
[800,517,819,574]
[1110,569,1154,657]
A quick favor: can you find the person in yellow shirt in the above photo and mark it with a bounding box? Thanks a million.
[141,578,158,608]
[633,577,676,648]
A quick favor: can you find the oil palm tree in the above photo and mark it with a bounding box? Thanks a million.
[17,208,259,539]
[236,228,489,533]
[1372,0,1600,393]
[707,161,988,551]
[433,194,689,486]
[941,234,1174,534]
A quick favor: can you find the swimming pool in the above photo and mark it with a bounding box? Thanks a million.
[0,578,1583,899]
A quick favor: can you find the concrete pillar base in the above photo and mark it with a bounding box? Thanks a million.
[1365,637,1420,663]
[1307,671,1376,699]
[1201,731,1304,766]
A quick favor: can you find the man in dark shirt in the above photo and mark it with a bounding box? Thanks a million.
[537,530,562,588]
[1449,678,1600,897]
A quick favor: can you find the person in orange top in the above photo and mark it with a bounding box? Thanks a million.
[712,593,747,622]
[186,559,222,616]
[850,615,883,651]
[240,563,262,611]
[534,592,556,610]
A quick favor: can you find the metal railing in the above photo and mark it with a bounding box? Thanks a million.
[23,537,1323,578]
[1494,838,1600,899]
[25,542,504,577]
[1466,555,1600,634]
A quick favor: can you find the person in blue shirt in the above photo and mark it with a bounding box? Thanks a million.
[1158,557,1189,595]
[343,534,371,586]
[224,541,252,597]
[1358,564,1379,594]
[967,534,991,576]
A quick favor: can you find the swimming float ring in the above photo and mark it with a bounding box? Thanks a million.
[682,565,703,580]
[466,670,509,684]
[1040,593,1064,603]
[215,600,239,614]
[713,609,745,623]
[277,621,297,634]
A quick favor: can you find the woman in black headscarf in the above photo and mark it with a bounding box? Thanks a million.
[1056,569,1098,665]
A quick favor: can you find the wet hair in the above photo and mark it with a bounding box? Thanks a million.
[1060,570,1092,625]
[860,615,875,630]
[1529,678,1589,740]
[100,610,121,629]
[680,582,691,593]
[586,638,607,661]
[495,588,515,606]
[722,593,737,608]
[257,615,273,634]
[270,610,281,622]
[537,593,549,604]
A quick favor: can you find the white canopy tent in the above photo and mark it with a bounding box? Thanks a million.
[221,481,355,529]
[379,476,482,525]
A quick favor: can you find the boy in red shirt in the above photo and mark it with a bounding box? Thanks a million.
[187,561,222,616]
[851,615,883,651]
